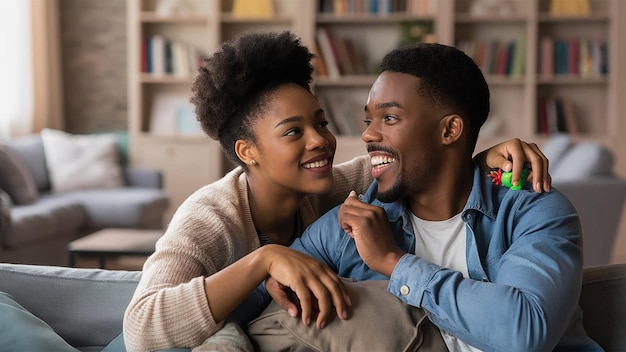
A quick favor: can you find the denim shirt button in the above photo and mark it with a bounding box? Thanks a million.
[400,285,410,296]
[465,214,472,220]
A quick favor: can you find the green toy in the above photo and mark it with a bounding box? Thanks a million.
[488,168,530,190]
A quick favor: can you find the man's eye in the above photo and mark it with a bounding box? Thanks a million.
[384,115,397,122]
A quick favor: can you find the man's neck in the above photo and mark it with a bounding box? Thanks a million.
[409,160,474,221]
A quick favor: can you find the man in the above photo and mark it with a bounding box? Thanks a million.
[271,43,602,351]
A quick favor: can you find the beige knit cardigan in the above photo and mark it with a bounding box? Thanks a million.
[123,156,372,351]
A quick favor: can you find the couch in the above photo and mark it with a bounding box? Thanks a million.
[541,133,626,267]
[0,262,623,351]
[0,131,170,266]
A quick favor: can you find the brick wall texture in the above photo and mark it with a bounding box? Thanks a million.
[59,0,127,134]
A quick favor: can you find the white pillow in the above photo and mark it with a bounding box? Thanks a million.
[541,133,572,174]
[40,129,124,193]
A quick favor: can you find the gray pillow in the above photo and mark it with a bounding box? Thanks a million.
[0,144,38,205]
[246,280,447,352]
[551,142,614,181]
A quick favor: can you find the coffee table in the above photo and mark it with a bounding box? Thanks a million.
[68,228,163,268]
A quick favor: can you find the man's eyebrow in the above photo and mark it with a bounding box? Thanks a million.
[274,116,302,128]
[364,101,403,112]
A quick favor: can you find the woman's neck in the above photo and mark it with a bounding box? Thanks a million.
[246,176,303,246]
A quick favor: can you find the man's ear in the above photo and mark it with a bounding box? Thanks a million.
[441,114,463,145]
[235,139,257,165]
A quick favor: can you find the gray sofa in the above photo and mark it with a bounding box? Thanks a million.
[0,262,623,351]
[0,134,170,266]
[541,133,626,267]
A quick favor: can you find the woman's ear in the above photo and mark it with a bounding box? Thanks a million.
[235,140,257,166]
[441,114,464,145]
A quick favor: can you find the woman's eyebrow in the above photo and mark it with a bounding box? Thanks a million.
[274,116,303,128]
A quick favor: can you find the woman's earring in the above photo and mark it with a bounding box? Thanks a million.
[249,160,256,165]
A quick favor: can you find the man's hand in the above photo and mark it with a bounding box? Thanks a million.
[338,191,404,277]
[261,245,350,329]
[475,138,551,193]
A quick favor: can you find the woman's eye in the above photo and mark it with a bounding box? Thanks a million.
[284,127,302,136]
[363,118,372,126]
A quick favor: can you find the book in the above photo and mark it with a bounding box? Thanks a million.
[335,38,354,75]
[568,38,579,76]
[510,35,526,78]
[540,37,554,79]
[316,27,341,80]
[141,37,149,73]
[343,38,366,75]
[232,0,274,18]
[150,35,165,76]
[579,39,592,78]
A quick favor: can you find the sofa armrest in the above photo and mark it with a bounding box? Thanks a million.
[123,166,163,189]
[580,264,626,351]
[0,263,141,348]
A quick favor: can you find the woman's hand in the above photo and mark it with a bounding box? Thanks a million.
[261,245,350,329]
[475,138,551,193]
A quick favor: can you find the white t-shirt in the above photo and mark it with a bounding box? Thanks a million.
[410,212,482,352]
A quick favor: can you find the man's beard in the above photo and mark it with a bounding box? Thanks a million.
[377,175,407,203]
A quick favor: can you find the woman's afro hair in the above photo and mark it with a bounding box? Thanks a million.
[190,31,315,164]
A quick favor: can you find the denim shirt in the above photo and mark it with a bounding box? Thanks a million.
[288,165,602,352]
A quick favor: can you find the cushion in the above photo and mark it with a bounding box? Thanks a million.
[541,133,572,174]
[0,144,39,204]
[0,291,77,351]
[550,142,614,181]
[246,280,447,352]
[40,129,124,193]
[4,134,51,192]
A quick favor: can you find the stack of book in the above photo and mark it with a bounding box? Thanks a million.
[457,35,526,78]
[141,35,204,78]
[537,97,578,135]
[318,0,438,16]
[314,27,369,79]
[539,37,608,79]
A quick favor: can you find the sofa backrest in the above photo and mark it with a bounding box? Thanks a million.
[0,263,141,349]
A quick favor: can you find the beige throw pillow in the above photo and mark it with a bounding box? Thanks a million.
[40,129,124,193]
[246,280,447,352]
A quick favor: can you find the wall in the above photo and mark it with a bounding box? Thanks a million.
[58,0,127,134]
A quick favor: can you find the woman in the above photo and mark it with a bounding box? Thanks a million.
[123,31,550,351]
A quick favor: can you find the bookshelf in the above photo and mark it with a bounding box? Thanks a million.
[127,0,626,214]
